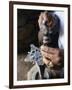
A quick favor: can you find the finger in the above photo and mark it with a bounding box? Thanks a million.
[43,57,54,68]
[51,57,61,66]
[42,57,50,65]
[43,51,62,65]
[41,50,54,60]
[40,45,59,55]
[40,45,49,52]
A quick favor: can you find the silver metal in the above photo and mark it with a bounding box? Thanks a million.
[24,44,44,79]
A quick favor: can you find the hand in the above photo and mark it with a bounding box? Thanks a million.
[40,45,64,67]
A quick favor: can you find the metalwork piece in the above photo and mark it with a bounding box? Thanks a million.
[25,44,44,79]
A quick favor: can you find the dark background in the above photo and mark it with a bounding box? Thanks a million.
[17,9,44,54]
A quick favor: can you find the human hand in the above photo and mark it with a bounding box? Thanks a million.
[40,45,64,67]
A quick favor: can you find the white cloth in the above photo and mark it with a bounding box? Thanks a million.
[54,11,64,49]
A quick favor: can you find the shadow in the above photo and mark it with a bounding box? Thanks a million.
[4,85,9,88]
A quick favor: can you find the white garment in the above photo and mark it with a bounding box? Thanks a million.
[54,11,64,49]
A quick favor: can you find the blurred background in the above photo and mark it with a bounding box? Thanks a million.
[17,9,43,54]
